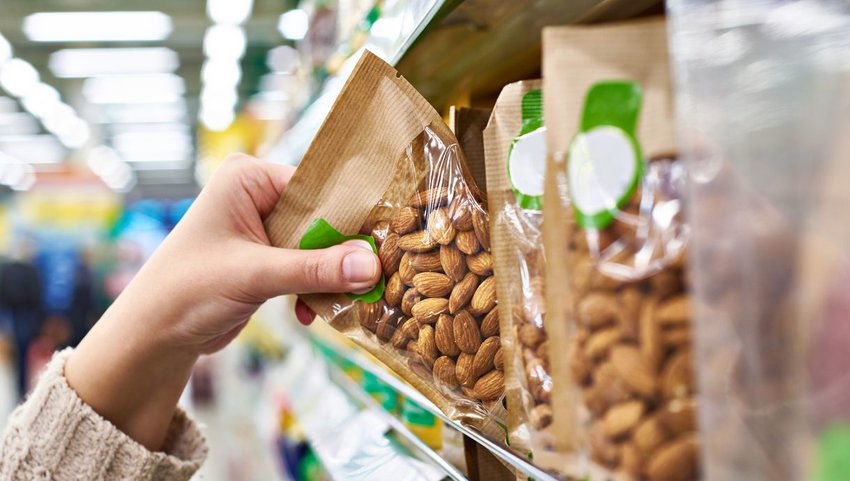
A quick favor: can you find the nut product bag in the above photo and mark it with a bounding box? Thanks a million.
[542,18,700,480]
[483,81,555,458]
[264,51,504,424]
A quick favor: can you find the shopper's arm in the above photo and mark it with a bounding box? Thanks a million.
[64,155,381,451]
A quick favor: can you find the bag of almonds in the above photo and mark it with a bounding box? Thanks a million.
[483,80,556,458]
[264,51,504,424]
[542,18,700,481]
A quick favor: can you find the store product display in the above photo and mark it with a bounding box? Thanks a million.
[483,80,554,456]
[542,18,699,481]
[265,51,504,425]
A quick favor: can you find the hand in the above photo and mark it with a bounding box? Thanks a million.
[65,154,380,450]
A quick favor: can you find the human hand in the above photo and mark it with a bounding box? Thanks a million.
[66,154,380,450]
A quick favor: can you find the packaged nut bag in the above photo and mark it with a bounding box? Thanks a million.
[542,18,700,480]
[265,51,504,425]
[483,81,555,458]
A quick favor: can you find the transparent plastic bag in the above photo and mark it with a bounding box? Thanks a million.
[265,51,504,425]
[668,1,850,480]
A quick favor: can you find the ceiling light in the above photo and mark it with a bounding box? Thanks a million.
[109,122,190,135]
[201,86,239,111]
[278,10,309,41]
[56,119,91,149]
[113,131,192,160]
[207,0,254,25]
[201,59,242,89]
[49,48,179,78]
[0,59,40,98]
[0,135,65,164]
[203,25,246,61]
[95,102,186,124]
[266,45,299,73]
[0,34,12,64]
[83,74,185,104]
[23,11,173,43]
[41,103,77,132]
[21,83,62,118]
[199,107,235,131]
[0,113,40,135]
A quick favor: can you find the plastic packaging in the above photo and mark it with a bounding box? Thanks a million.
[668,1,850,480]
[542,18,699,480]
[265,51,504,427]
[483,81,554,456]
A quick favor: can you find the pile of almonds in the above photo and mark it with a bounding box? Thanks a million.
[359,185,504,403]
[566,181,699,480]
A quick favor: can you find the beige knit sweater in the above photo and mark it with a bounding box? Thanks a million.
[0,349,207,480]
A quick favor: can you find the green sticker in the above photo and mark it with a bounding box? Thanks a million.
[508,89,546,210]
[814,423,850,481]
[567,81,644,229]
[298,218,385,303]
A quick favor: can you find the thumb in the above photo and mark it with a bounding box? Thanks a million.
[248,240,381,298]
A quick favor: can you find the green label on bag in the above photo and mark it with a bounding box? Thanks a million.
[568,81,644,229]
[814,423,850,481]
[508,89,546,211]
[298,218,385,303]
[401,399,436,426]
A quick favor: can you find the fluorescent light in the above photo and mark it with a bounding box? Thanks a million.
[201,86,238,111]
[109,122,190,135]
[23,11,173,42]
[199,107,234,131]
[0,113,40,135]
[113,131,192,160]
[0,135,65,164]
[49,48,179,78]
[21,83,61,119]
[56,118,91,149]
[278,10,309,41]
[267,45,299,73]
[0,34,12,64]
[95,102,186,124]
[41,103,77,131]
[203,25,246,61]
[201,59,242,89]
[207,0,254,25]
[0,59,40,98]
[83,74,185,104]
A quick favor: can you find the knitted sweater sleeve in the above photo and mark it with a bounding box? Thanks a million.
[0,348,208,481]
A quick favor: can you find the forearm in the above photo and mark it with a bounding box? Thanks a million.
[65,274,199,451]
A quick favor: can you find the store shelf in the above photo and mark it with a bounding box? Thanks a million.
[318,336,562,481]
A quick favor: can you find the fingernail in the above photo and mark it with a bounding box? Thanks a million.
[342,239,374,253]
[342,249,378,284]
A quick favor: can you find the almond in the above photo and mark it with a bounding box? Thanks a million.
[646,434,698,481]
[376,313,400,342]
[378,233,403,276]
[449,272,478,314]
[398,230,436,253]
[390,326,409,349]
[449,199,474,231]
[610,345,658,399]
[439,244,467,282]
[480,307,500,337]
[417,324,437,368]
[602,400,645,439]
[401,288,422,317]
[385,273,404,307]
[401,318,419,340]
[584,327,620,361]
[518,323,544,348]
[371,220,390,246]
[453,310,481,354]
[651,270,682,300]
[621,443,642,478]
[656,295,690,326]
[494,348,503,371]
[640,297,663,371]
[466,251,493,276]
[469,276,497,316]
[662,327,692,348]
[409,251,442,272]
[455,230,481,255]
[619,286,642,341]
[408,186,450,209]
[472,369,503,401]
[589,422,620,467]
[433,356,458,388]
[577,292,620,328]
[634,416,667,458]
[399,252,416,286]
[456,352,476,387]
[411,297,448,324]
[391,206,420,234]
[413,272,453,297]
[472,209,491,251]
[658,399,697,436]
[662,350,694,399]
[358,301,382,333]
[530,404,553,429]
[428,208,456,245]
[435,314,460,356]
[472,336,500,377]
